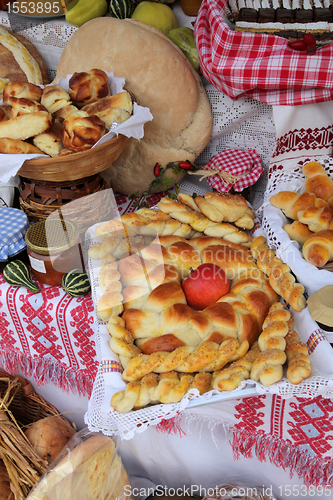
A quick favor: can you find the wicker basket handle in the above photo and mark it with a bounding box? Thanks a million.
[0,370,35,398]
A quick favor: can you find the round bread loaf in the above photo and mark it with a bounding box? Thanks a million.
[0,26,50,88]
[55,17,213,196]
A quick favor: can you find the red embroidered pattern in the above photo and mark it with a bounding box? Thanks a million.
[234,395,266,432]
[287,396,333,458]
[272,126,333,159]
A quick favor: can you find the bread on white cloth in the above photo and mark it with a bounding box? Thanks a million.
[54,17,213,196]
[26,434,132,500]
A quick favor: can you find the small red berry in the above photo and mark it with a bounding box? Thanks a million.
[303,33,317,47]
[153,163,160,177]
[288,39,307,51]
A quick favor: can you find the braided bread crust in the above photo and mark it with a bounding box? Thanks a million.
[250,236,306,312]
[157,194,254,243]
[111,371,213,412]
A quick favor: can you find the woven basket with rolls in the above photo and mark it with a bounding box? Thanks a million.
[17,134,130,183]
[0,370,75,500]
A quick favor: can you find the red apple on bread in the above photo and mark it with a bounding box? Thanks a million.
[182,263,230,309]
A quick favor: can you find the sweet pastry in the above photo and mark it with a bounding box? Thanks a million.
[303,161,333,209]
[283,220,313,246]
[9,97,48,118]
[0,137,45,154]
[0,111,52,141]
[81,92,133,130]
[68,68,110,108]
[62,110,106,152]
[302,229,333,267]
[270,191,329,220]
[41,85,71,114]
[225,0,333,41]
[3,81,42,104]
[33,121,64,157]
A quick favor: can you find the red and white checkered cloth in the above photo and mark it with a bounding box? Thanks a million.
[194,0,333,106]
[194,149,263,192]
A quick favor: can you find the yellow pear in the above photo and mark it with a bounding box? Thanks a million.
[131,1,179,35]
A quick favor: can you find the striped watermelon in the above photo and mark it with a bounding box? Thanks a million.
[109,0,135,19]
[62,269,91,297]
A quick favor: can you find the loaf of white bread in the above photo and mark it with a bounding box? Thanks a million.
[27,435,132,500]
[0,26,50,92]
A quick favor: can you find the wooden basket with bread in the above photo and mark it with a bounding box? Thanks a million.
[0,69,135,183]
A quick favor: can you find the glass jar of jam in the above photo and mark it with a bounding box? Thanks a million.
[25,219,83,286]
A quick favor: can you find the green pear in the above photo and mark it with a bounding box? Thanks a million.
[131,1,179,35]
[167,27,200,72]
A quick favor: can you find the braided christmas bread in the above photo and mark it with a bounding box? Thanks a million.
[111,371,213,412]
[250,236,307,312]
[157,194,254,243]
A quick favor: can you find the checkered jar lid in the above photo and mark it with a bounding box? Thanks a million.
[0,208,29,262]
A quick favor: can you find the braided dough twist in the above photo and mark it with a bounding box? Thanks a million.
[111,372,212,412]
[250,302,290,386]
[211,341,261,391]
[157,194,254,244]
[250,236,306,312]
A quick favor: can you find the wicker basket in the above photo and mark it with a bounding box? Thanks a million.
[0,370,75,500]
[19,174,111,228]
[17,134,130,182]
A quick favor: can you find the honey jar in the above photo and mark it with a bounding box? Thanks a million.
[25,219,83,286]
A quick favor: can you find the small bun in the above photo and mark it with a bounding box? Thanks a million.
[0,137,45,154]
[41,84,71,114]
[3,81,42,104]
[68,68,110,108]
[81,92,133,130]
[62,110,106,152]
[9,97,48,118]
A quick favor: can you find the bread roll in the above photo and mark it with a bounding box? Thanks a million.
[0,26,49,86]
[303,161,333,209]
[41,84,71,114]
[270,191,328,220]
[3,81,42,104]
[283,221,313,245]
[68,68,110,107]
[0,111,52,140]
[9,97,48,118]
[62,110,106,152]
[0,137,45,154]
[302,229,333,267]
[55,17,212,196]
[25,416,75,465]
[33,120,64,157]
[27,435,132,500]
[82,92,132,130]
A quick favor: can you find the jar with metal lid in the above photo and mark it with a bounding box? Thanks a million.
[25,219,83,286]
